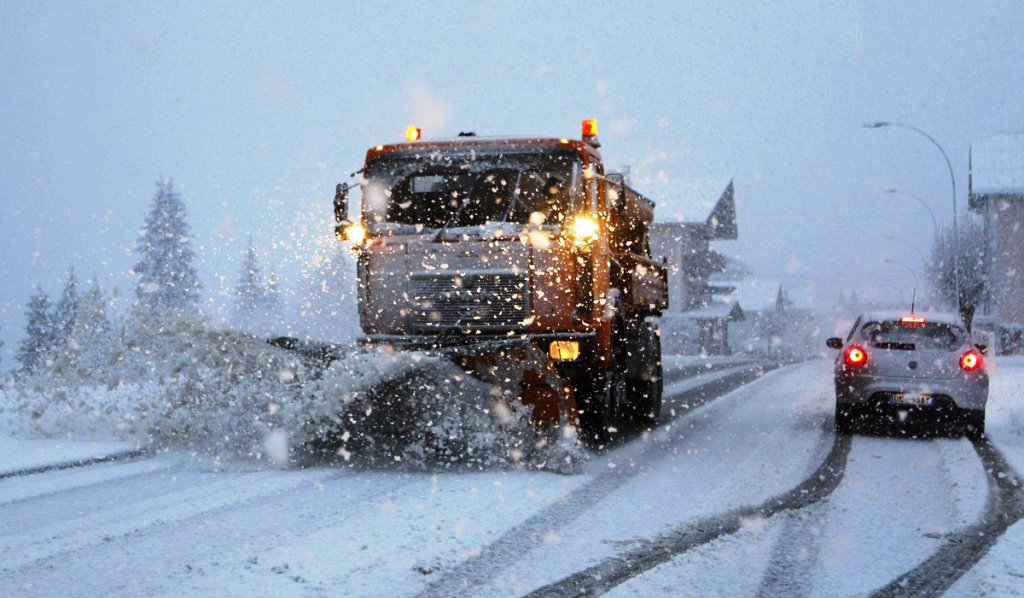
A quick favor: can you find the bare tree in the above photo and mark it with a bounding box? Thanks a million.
[927,216,990,312]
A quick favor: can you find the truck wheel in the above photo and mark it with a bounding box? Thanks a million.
[577,334,627,445]
[626,321,663,428]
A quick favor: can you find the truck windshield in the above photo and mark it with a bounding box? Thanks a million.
[363,149,581,230]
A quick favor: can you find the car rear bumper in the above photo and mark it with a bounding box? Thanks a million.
[835,372,988,411]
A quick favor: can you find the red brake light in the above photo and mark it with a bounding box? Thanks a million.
[844,345,868,367]
[960,350,982,372]
[900,315,926,326]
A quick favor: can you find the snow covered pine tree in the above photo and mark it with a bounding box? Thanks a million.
[232,239,281,333]
[68,276,116,373]
[132,180,201,316]
[54,266,80,346]
[16,286,59,374]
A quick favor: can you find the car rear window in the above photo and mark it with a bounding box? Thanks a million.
[860,320,964,351]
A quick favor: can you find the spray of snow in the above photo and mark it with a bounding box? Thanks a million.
[287,354,583,473]
[2,313,583,473]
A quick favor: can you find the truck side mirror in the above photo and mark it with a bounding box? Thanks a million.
[334,183,350,225]
[826,337,843,349]
[606,173,625,211]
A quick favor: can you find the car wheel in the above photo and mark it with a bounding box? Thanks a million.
[963,409,986,441]
[835,404,853,435]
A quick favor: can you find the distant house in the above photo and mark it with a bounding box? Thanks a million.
[650,180,742,354]
[969,133,1024,335]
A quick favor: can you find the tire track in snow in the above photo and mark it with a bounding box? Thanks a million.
[753,430,837,598]
[417,364,770,597]
[525,431,851,597]
[868,436,1024,597]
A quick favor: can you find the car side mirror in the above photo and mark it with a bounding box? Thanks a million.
[826,337,843,350]
[976,344,988,356]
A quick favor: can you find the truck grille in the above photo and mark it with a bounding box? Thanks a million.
[410,272,530,331]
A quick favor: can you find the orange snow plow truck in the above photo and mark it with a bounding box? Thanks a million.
[334,120,668,442]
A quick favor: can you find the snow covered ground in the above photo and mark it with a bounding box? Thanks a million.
[946,356,1024,597]
[2,357,1024,596]
[0,437,138,476]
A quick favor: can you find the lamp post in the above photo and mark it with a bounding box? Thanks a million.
[864,121,960,309]
[885,258,921,308]
[881,233,929,269]
[880,188,940,241]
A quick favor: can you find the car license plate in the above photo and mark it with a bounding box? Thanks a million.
[890,393,933,406]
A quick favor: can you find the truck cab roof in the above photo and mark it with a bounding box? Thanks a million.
[367,136,601,162]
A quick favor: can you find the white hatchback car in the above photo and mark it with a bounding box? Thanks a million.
[826,312,989,439]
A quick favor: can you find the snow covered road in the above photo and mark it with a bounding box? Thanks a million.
[3,358,1024,597]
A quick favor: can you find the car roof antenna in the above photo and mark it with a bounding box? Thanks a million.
[911,286,916,314]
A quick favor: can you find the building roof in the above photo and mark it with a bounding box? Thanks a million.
[709,278,782,312]
[653,178,729,218]
[970,133,1024,203]
[651,178,736,239]
[677,301,745,321]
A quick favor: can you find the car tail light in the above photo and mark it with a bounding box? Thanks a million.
[960,350,982,372]
[844,345,868,367]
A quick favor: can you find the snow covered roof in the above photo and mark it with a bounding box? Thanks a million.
[970,133,1024,198]
[678,301,745,321]
[709,278,782,312]
[652,178,734,225]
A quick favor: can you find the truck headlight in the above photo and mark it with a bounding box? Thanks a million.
[570,215,599,247]
[339,222,366,245]
[549,340,580,361]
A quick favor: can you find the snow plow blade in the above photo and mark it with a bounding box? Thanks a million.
[267,334,582,429]
[266,336,348,365]
[363,334,583,429]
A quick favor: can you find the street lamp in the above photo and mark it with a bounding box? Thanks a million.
[885,258,921,309]
[880,188,940,241]
[864,121,960,309]
[881,233,929,269]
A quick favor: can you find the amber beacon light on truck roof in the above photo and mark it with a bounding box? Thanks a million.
[398,118,599,144]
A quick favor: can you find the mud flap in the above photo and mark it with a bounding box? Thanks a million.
[450,339,578,431]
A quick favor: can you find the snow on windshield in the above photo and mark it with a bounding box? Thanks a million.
[364,148,581,229]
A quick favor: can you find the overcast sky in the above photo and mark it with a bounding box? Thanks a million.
[1,1,1022,362]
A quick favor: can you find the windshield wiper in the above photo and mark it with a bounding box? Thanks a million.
[433,195,470,242]
[500,170,526,223]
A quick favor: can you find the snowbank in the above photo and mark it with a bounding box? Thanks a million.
[2,313,582,472]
